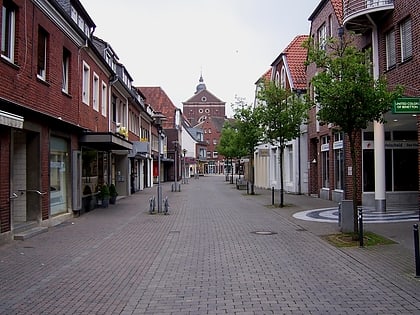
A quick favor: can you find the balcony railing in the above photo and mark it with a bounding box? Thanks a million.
[344,0,394,24]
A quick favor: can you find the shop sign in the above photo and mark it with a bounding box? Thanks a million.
[0,110,23,128]
[392,97,420,114]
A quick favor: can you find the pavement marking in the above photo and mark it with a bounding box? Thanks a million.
[293,207,420,223]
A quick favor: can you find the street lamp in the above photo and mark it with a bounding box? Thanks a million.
[182,148,187,184]
[172,141,179,192]
[153,112,166,213]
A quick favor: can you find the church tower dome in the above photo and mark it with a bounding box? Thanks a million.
[195,74,207,94]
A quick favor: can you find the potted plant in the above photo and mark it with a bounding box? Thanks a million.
[109,184,118,204]
[99,184,110,208]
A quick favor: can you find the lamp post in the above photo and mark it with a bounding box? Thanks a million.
[153,112,166,213]
[172,141,179,192]
[182,149,187,184]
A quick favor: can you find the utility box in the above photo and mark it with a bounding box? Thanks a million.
[340,200,354,233]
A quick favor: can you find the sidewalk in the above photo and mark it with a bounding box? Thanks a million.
[0,175,419,314]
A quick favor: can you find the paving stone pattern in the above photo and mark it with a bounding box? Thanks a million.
[0,175,419,314]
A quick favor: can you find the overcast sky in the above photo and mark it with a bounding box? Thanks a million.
[82,0,318,116]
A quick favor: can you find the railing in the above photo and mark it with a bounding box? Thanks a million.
[344,0,394,20]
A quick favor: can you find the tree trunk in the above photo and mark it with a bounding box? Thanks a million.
[250,156,255,195]
[349,132,359,234]
[279,145,285,207]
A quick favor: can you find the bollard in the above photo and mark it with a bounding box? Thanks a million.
[338,202,341,227]
[246,182,249,195]
[149,196,155,214]
[358,207,364,248]
[164,196,169,215]
[414,224,420,278]
[271,187,274,206]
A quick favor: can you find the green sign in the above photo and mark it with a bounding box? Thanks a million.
[392,97,420,114]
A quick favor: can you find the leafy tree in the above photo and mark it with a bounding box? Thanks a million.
[256,80,310,207]
[232,97,264,194]
[217,120,245,184]
[305,34,402,233]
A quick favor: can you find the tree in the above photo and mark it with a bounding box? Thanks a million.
[305,34,403,233]
[232,97,264,194]
[256,80,310,207]
[217,120,245,184]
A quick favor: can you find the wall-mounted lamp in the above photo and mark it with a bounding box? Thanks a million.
[312,158,317,164]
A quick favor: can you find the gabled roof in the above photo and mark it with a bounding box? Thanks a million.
[183,88,225,105]
[309,0,343,25]
[282,35,309,90]
[137,86,178,129]
[255,68,272,85]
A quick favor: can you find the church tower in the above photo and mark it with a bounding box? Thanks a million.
[182,75,226,126]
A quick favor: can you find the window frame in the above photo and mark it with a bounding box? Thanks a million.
[385,29,396,70]
[82,61,90,105]
[62,48,70,93]
[400,18,412,62]
[37,27,48,81]
[1,2,16,62]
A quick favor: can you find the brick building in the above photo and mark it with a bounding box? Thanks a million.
[307,0,419,210]
[182,75,227,174]
[0,0,154,241]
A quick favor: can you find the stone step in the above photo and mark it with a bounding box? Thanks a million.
[14,226,48,241]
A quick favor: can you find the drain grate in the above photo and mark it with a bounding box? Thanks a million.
[252,231,277,235]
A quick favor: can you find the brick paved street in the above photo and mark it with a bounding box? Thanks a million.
[1,175,419,314]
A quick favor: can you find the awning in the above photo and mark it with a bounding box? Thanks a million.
[0,110,23,128]
[128,141,150,158]
[80,132,133,151]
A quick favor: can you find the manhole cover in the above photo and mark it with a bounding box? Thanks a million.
[252,231,277,235]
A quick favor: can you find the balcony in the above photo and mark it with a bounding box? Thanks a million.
[343,0,394,33]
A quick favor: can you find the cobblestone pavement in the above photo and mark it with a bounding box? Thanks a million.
[0,175,419,314]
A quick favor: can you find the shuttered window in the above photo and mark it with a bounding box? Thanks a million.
[385,30,396,70]
[400,18,412,62]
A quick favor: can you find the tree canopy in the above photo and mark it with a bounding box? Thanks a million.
[305,34,403,233]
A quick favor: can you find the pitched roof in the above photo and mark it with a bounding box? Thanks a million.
[137,86,178,129]
[282,35,309,90]
[183,88,225,104]
[309,0,343,25]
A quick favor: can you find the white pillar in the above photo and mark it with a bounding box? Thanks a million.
[371,24,386,212]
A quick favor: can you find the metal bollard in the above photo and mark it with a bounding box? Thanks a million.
[271,187,274,206]
[338,202,342,227]
[149,196,155,214]
[414,224,420,278]
[164,196,169,215]
[358,207,364,248]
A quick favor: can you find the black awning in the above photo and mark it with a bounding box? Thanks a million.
[80,132,133,151]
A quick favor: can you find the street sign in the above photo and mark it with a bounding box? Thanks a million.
[392,97,420,114]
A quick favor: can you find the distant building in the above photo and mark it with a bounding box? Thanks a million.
[182,76,227,174]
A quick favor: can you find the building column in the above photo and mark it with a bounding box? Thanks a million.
[371,24,386,212]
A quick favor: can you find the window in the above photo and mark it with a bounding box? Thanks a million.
[101,82,107,116]
[82,62,90,105]
[62,48,70,93]
[275,71,280,87]
[1,1,16,62]
[334,132,344,190]
[385,30,396,69]
[321,136,329,188]
[37,27,48,80]
[93,73,99,111]
[213,151,218,158]
[111,94,117,122]
[280,66,286,89]
[400,18,412,62]
[318,23,327,50]
[328,15,333,37]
